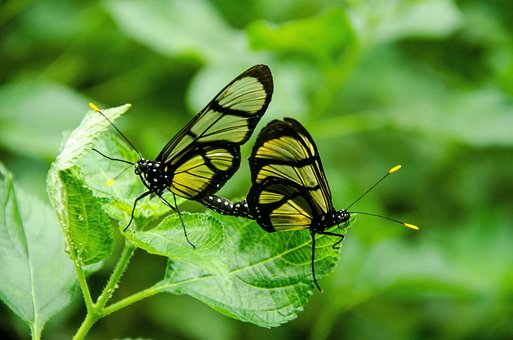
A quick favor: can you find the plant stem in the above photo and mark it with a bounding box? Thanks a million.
[102,281,166,317]
[30,324,41,340]
[74,311,96,340]
[73,240,137,340]
[74,260,94,313]
[95,241,137,309]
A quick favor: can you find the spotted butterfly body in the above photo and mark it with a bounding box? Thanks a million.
[98,65,273,242]
[246,118,350,233]
[203,194,252,218]
[201,118,349,290]
[139,65,272,202]
[203,118,420,289]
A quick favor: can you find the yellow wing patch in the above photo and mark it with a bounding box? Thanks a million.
[252,134,330,214]
[171,148,237,198]
[217,77,267,113]
[192,110,252,143]
[270,198,313,231]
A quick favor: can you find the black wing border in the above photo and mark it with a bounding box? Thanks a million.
[156,64,273,162]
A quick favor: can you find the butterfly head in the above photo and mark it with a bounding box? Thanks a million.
[333,209,350,226]
[134,158,146,175]
[315,209,350,232]
[135,159,168,194]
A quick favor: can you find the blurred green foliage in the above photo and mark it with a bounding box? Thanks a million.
[1,0,513,339]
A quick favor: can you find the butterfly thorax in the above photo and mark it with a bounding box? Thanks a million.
[314,209,350,233]
[333,209,350,225]
[135,159,171,195]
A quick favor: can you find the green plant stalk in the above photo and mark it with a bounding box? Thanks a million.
[102,268,228,316]
[30,323,41,340]
[73,312,96,340]
[58,220,96,317]
[74,259,95,313]
[67,242,95,340]
[95,241,137,309]
[102,281,166,317]
[73,240,137,340]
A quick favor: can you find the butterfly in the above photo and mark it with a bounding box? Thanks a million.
[202,118,418,290]
[92,64,273,246]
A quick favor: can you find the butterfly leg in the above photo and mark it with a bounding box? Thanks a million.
[173,193,195,249]
[155,193,196,249]
[309,230,345,291]
[317,230,345,249]
[310,231,323,292]
[124,190,152,232]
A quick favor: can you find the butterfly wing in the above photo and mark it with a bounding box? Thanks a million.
[157,65,273,199]
[247,118,334,232]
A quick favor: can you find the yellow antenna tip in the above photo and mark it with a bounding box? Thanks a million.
[404,223,420,231]
[106,178,116,187]
[89,102,101,112]
[388,165,402,174]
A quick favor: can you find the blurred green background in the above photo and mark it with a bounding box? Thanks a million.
[2,0,513,339]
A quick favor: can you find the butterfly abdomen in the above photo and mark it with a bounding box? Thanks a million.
[201,195,252,219]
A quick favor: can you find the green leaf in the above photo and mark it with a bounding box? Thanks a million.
[434,88,513,147]
[0,163,76,337]
[47,103,131,209]
[127,213,224,265]
[76,132,140,202]
[247,8,355,61]
[387,82,513,147]
[105,0,242,63]
[0,80,89,158]
[375,0,463,42]
[57,168,113,265]
[47,104,130,265]
[153,213,352,328]
[51,104,131,170]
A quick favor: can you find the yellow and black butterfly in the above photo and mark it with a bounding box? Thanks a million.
[92,64,273,246]
[202,118,418,290]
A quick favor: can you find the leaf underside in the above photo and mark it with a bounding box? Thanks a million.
[0,164,76,334]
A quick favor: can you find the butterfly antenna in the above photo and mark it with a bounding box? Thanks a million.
[104,164,133,187]
[89,102,143,158]
[349,211,419,230]
[345,165,402,210]
[345,165,420,231]
[92,148,134,166]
